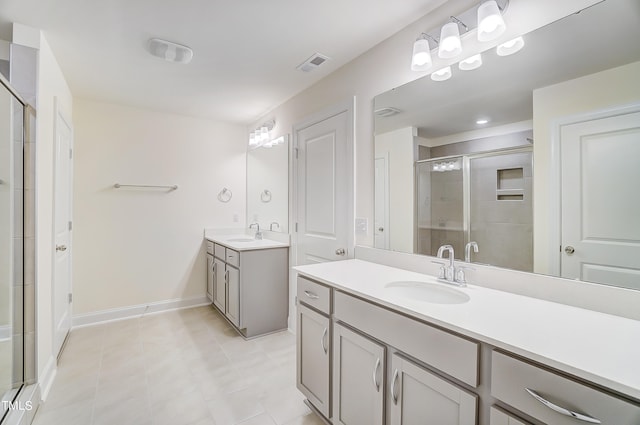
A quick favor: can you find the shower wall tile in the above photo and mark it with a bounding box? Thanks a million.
[24,284,34,334]
[13,238,23,285]
[14,189,23,238]
[12,284,23,334]
[473,223,533,272]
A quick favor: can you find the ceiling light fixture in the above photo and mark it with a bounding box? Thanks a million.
[431,66,452,82]
[477,1,507,42]
[459,53,483,71]
[497,36,525,56]
[147,38,193,64]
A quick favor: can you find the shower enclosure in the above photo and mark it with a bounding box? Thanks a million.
[1,74,36,423]
[416,147,533,272]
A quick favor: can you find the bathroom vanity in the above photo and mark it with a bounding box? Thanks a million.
[295,259,640,425]
[205,231,289,338]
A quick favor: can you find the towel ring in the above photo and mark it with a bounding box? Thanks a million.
[261,189,272,203]
[218,188,232,203]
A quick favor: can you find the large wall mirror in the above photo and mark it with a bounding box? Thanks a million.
[247,134,289,233]
[373,0,640,290]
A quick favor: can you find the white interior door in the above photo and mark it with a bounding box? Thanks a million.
[560,109,640,289]
[53,102,73,358]
[374,155,389,249]
[295,106,352,265]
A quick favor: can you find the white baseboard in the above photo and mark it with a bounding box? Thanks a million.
[39,355,57,402]
[72,296,211,328]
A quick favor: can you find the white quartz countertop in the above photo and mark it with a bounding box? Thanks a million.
[205,231,289,251]
[294,259,640,400]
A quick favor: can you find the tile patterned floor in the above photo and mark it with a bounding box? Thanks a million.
[32,305,325,425]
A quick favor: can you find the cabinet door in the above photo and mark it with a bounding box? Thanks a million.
[489,407,530,425]
[333,322,385,425]
[297,304,330,419]
[213,257,226,312]
[206,254,214,302]
[225,265,240,327]
[389,354,477,425]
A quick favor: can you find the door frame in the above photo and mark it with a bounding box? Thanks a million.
[52,97,74,359]
[291,97,356,267]
[548,101,640,275]
[374,152,390,250]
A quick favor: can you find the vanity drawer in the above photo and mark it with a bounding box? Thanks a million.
[297,276,331,315]
[226,248,240,268]
[214,243,226,260]
[334,291,479,387]
[491,351,640,425]
[206,240,214,255]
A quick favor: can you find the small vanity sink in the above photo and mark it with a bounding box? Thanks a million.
[227,238,256,243]
[384,281,470,305]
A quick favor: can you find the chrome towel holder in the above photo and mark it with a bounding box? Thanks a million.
[218,188,232,203]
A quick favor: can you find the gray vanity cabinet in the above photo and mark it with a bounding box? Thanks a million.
[297,303,331,418]
[389,354,477,425]
[206,253,214,302]
[489,407,530,425]
[213,256,226,312]
[332,322,385,425]
[225,265,240,327]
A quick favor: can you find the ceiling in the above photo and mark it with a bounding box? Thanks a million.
[0,0,445,123]
[374,0,640,139]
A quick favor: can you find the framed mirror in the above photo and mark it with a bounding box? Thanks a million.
[247,134,289,232]
[373,0,640,290]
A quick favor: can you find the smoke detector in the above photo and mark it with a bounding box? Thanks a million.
[296,53,330,72]
[374,107,401,117]
[147,38,193,64]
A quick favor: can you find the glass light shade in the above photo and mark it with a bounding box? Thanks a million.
[458,54,482,71]
[497,36,524,56]
[259,126,269,142]
[431,66,452,82]
[249,132,257,147]
[438,22,462,59]
[477,1,506,42]
[411,38,432,71]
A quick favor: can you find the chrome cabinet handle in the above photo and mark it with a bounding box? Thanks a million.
[525,388,601,424]
[56,245,67,252]
[372,358,381,391]
[321,328,328,354]
[304,290,319,300]
[565,246,575,255]
[391,369,399,405]
[335,248,346,256]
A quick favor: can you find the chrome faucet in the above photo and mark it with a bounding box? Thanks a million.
[436,244,455,283]
[465,241,479,262]
[249,223,262,240]
[269,221,280,231]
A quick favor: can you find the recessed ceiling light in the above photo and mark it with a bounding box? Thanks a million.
[476,119,489,125]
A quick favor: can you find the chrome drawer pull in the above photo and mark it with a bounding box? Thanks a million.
[304,290,320,300]
[391,369,399,405]
[321,328,328,354]
[525,388,601,424]
[372,358,381,391]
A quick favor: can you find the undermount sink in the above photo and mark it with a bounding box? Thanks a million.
[227,238,256,243]
[384,281,470,305]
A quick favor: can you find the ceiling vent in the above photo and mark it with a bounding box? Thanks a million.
[147,38,193,64]
[296,53,330,72]
[374,107,401,117]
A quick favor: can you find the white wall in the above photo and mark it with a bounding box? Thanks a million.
[532,60,640,274]
[249,0,601,248]
[72,99,246,315]
[375,127,415,252]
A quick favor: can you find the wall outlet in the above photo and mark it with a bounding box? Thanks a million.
[355,218,368,235]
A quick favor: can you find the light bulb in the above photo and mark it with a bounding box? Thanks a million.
[249,132,257,147]
[411,38,432,71]
[478,1,506,42]
[438,22,462,59]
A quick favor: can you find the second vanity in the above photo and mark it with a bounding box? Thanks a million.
[205,230,289,338]
[294,259,640,425]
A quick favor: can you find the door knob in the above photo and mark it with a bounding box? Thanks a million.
[56,245,67,252]
[378,227,384,232]
[335,248,346,256]
[564,246,575,255]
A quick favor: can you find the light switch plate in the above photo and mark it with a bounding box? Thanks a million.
[355,218,368,235]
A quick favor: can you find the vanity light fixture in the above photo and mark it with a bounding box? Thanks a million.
[411,34,436,71]
[431,66,452,82]
[477,0,508,42]
[497,36,525,56]
[438,17,467,59]
[476,118,489,125]
[459,53,483,71]
[249,119,276,149]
